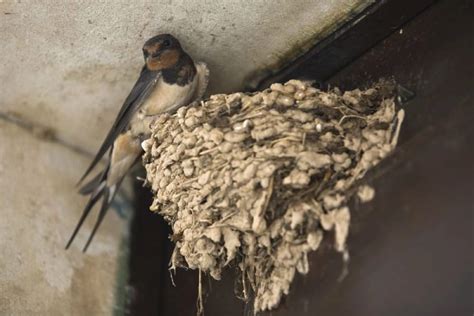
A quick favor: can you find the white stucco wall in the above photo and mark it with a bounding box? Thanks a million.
[0,0,373,314]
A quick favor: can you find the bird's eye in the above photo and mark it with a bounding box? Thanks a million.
[162,39,171,47]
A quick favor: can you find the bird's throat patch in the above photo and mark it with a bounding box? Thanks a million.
[147,49,180,71]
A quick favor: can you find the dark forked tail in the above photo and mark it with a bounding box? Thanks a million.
[66,164,121,252]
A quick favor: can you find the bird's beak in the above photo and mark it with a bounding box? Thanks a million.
[147,51,163,63]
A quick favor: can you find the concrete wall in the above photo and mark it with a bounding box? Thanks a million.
[0,121,125,315]
[0,0,373,314]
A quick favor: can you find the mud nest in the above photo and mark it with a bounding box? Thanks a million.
[142,79,404,312]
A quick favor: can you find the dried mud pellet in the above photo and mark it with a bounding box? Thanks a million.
[294,90,306,100]
[181,159,193,173]
[270,83,285,93]
[224,132,248,143]
[225,93,243,107]
[286,110,312,123]
[305,86,318,96]
[182,135,197,147]
[283,84,296,94]
[241,96,254,109]
[283,169,310,187]
[241,163,258,182]
[251,127,277,141]
[202,123,212,131]
[233,119,253,133]
[198,171,211,185]
[218,142,233,153]
[297,99,318,109]
[287,79,309,91]
[307,231,323,251]
[357,185,375,202]
[251,94,263,104]
[276,95,295,107]
[184,116,199,128]
[183,167,194,177]
[176,107,187,118]
[209,128,224,145]
[262,91,279,106]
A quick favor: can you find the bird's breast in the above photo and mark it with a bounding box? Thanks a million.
[141,77,197,116]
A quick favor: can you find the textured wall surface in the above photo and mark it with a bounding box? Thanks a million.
[0,121,125,315]
[0,0,373,314]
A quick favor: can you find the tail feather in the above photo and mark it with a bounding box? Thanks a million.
[81,181,122,252]
[65,189,104,250]
[69,136,139,251]
[78,172,103,195]
[66,166,110,251]
[82,188,113,252]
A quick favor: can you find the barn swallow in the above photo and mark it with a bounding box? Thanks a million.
[66,34,209,252]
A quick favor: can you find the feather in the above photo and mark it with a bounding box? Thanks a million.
[66,169,120,252]
[78,172,104,195]
[81,185,120,252]
[67,137,141,251]
[65,187,104,250]
[193,62,210,101]
[77,67,161,184]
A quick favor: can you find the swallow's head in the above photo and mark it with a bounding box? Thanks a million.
[143,34,183,71]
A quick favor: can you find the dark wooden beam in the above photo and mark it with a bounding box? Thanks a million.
[252,0,437,91]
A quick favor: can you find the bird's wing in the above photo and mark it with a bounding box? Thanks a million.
[193,62,210,101]
[78,66,161,184]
